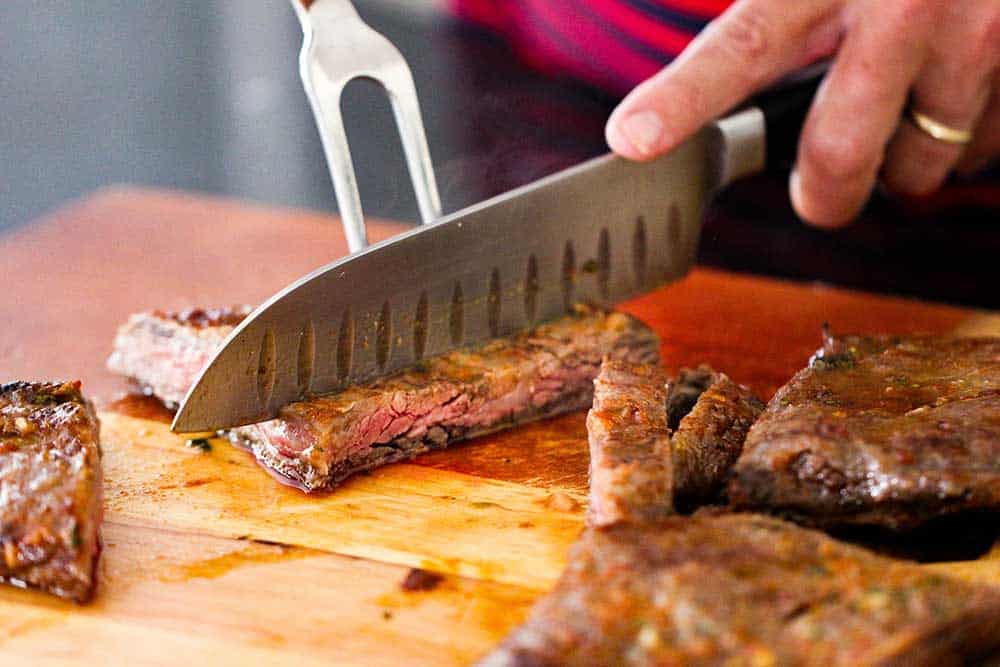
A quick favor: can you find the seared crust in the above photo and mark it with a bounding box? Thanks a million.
[109,305,659,493]
[478,513,1000,666]
[0,381,102,602]
[671,368,765,508]
[152,307,250,328]
[586,361,673,526]
[729,333,1000,530]
[107,306,252,407]
[586,361,762,527]
[232,307,660,492]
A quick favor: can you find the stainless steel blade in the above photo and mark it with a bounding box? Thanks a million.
[172,110,765,432]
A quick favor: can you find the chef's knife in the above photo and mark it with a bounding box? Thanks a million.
[175,0,822,432]
[171,63,822,433]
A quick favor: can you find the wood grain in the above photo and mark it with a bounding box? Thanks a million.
[1,189,998,666]
[100,414,583,590]
[0,522,534,666]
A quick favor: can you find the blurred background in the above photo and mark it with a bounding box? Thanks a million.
[0,0,611,231]
[2,0,998,307]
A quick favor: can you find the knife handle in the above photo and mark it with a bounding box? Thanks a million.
[754,63,828,171]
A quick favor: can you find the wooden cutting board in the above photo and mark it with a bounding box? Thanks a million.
[1,189,999,665]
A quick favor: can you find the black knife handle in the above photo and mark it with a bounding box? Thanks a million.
[753,63,828,171]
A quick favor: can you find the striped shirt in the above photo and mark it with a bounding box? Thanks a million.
[450,0,732,95]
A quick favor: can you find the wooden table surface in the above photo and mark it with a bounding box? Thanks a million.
[1,189,998,665]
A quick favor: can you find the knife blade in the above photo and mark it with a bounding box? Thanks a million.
[171,107,768,433]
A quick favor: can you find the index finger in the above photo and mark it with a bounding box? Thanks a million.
[606,0,841,160]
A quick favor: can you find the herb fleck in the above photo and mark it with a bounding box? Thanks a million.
[810,353,855,371]
[186,438,212,452]
[401,568,444,592]
[581,259,600,274]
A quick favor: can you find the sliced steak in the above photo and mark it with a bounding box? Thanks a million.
[479,513,1000,666]
[729,332,1000,530]
[0,381,102,602]
[587,361,673,526]
[587,361,762,526]
[107,306,252,408]
[231,307,659,491]
[670,367,765,509]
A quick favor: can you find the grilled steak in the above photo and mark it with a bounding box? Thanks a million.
[107,306,252,408]
[587,361,762,526]
[587,361,672,526]
[479,513,1000,666]
[729,332,1000,530]
[109,306,659,491]
[669,367,765,509]
[0,381,102,602]
[231,308,659,491]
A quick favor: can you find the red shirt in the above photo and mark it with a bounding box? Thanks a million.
[450,0,732,95]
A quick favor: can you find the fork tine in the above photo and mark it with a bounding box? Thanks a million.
[380,57,443,228]
[292,0,441,253]
[303,85,368,252]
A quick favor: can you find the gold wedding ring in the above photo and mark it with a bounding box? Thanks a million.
[908,109,973,145]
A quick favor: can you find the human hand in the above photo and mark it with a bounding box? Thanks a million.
[605,0,1000,228]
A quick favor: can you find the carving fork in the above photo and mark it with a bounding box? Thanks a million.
[291,0,442,252]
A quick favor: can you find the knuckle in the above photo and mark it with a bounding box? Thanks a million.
[889,0,937,29]
[857,69,899,110]
[801,130,876,183]
[714,5,773,65]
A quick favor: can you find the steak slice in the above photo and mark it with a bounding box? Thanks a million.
[479,513,1000,666]
[729,332,1000,530]
[669,367,765,509]
[109,305,659,491]
[107,306,252,408]
[587,361,762,526]
[230,307,659,491]
[0,381,102,602]
[586,361,673,526]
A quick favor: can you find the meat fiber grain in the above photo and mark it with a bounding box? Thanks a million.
[109,306,659,492]
[231,308,659,491]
